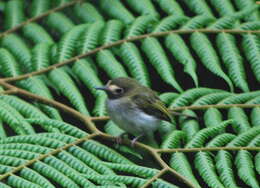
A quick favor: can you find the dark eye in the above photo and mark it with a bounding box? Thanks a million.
[115,88,124,94]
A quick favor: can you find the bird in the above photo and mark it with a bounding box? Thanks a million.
[95,77,194,147]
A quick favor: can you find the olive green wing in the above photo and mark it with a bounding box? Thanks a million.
[131,92,172,122]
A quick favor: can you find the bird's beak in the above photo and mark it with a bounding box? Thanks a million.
[94,86,108,91]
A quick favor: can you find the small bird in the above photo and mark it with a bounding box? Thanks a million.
[95,77,194,147]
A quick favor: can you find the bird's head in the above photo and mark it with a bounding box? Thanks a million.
[95,77,140,99]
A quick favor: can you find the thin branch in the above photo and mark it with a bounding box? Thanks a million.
[0,133,98,180]
[157,146,260,153]
[1,28,260,82]
[0,81,100,134]
[89,103,260,122]
[140,168,168,188]
[0,0,82,39]
[0,89,18,95]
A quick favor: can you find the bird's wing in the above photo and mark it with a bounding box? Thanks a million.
[131,91,172,122]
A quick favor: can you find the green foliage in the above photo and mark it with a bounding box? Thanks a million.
[0,0,259,187]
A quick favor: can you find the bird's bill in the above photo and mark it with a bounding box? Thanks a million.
[94,86,108,91]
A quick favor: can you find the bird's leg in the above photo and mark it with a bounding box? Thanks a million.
[131,134,144,147]
[115,132,128,145]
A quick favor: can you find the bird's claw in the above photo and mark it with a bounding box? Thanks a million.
[130,134,144,147]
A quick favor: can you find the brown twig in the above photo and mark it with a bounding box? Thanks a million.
[0,89,18,95]
[140,168,168,188]
[0,0,81,39]
[1,29,260,83]
[0,81,100,134]
[0,133,98,180]
[157,146,260,153]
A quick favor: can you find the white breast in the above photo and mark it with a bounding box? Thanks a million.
[106,98,160,136]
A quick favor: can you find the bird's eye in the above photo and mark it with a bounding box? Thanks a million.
[115,88,124,94]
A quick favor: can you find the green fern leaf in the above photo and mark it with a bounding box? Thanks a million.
[165,34,198,87]
[29,0,50,17]
[96,50,128,78]
[219,90,260,104]
[101,20,124,45]
[242,34,260,82]
[216,33,249,92]
[45,12,75,35]
[153,15,188,32]
[228,107,251,133]
[184,0,214,17]
[4,0,25,29]
[251,107,260,127]
[142,37,183,92]
[155,0,184,16]
[22,23,54,44]
[48,68,89,115]
[203,108,223,128]
[1,34,32,73]
[192,92,232,105]
[190,32,234,91]
[73,2,104,23]
[119,42,150,86]
[206,133,236,147]
[125,0,159,18]
[99,0,135,24]
[31,43,52,71]
[161,130,185,149]
[159,92,179,105]
[208,0,235,16]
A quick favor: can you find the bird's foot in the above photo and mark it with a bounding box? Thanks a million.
[131,134,144,147]
[115,132,128,145]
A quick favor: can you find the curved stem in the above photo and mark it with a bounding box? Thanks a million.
[0,133,98,180]
[140,168,168,188]
[1,29,260,82]
[157,146,260,153]
[0,0,81,39]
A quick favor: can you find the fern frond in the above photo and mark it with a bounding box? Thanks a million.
[1,34,32,73]
[170,88,221,107]
[235,150,259,188]
[190,32,234,91]
[155,0,184,16]
[0,48,22,77]
[159,92,179,105]
[29,0,50,17]
[22,23,54,45]
[227,126,260,147]
[0,119,7,139]
[215,150,239,188]
[233,0,259,21]
[161,130,185,149]
[184,0,214,17]
[179,110,199,142]
[103,162,158,178]
[195,151,225,188]
[4,0,25,29]
[208,0,235,16]
[45,12,75,34]
[119,42,150,86]
[142,37,183,92]
[126,0,159,18]
[165,34,198,87]
[216,33,249,92]
[48,68,89,115]
[125,15,157,37]
[242,34,260,82]
[55,24,89,63]
[228,107,251,133]
[96,50,128,78]
[99,0,135,24]
[203,108,223,128]
[192,92,232,105]
[153,15,188,32]
[256,152,260,174]
[101,20,124,45]
[31,43,52,71]
[219,90,260,104]
[77,22,104,54]
[181,15,215,29]
[251,107,260,127]
[185,120,233,148]
[170,152,201,188]
[206,133,236,147]
[0,95,47,119]
[72,59,107,116]
[73,2,104,23]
